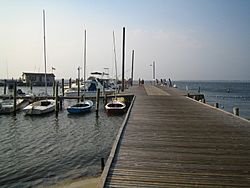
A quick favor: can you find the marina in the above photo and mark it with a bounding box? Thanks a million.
[1,81,250,187]
[1,1,250,187]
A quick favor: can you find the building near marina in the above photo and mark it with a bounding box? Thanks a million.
[22,72,55,86]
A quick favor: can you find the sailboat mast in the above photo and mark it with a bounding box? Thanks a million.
[83,30,87,99]
[43,9,47,95]
[112,31,118,98]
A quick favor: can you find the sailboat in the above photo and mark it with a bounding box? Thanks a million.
[105,31,126,115]
[23,10,56,115]
[67,30,93,114]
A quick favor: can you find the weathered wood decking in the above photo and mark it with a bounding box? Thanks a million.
[99,85,250,187]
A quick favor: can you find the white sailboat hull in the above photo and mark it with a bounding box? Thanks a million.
[23,99,55,115]
[0,99,29,114]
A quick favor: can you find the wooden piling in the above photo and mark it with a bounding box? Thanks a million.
[59,97,63,111]
[13,81,17,115]
[69,78,72,88]
[96,88,100,115]
[77,78,80,102]
[104,93,108,107]
[30,81,33,92]
[4,79,7,94]
[52,80,56,97]
[62,78,65,96]
[55,81,59,117]
[101,158,105,171]
[233,107,239,116]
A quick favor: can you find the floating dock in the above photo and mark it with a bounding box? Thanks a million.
[98,84,250,187]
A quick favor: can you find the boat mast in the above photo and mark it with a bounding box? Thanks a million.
[83,29,87,101]
[43,9,47,95]
[112,31,118,99]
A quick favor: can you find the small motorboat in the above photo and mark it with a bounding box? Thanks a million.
[23,99,55,115]
[67,100,93,114]
[105,97,126,115]
[0,99,29,114]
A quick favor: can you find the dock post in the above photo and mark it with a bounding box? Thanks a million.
[104,93,108,106]
[69,78,72,88]
[52,80,56,97]
[62,78,65,96]
[4,79,7,94]
[101,158,105,171]
[13,81,17,116]
[77,78,80,103]
[55,81,59,117]
[96,88,100,116]
[233,107,239,116]
[214,102,219,108]
[30,81,33,93]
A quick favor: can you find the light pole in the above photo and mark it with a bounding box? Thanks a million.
[104,67,109,78]
[150,61,156,84]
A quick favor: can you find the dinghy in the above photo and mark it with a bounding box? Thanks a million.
[67,100,93,114]
[0,99,29,114]
[23,99,55,115]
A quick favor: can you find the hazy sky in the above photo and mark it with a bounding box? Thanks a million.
[0,0,249,80]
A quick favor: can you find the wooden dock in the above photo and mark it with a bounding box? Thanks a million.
[98,84,250,187]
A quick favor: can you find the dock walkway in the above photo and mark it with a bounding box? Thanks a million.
[99,85,250,187]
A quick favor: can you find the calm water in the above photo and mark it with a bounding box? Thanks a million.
[174,81,250,120]
[0,86,124,188]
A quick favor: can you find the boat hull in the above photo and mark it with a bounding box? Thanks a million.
[23,99,55,115]
[0,99,29,114]
[105,99,126,115]
[67,100,93,114]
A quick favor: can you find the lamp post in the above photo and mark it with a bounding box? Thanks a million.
[150,61,156,85]
[104,67,109,78]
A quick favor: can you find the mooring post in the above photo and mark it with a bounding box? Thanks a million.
[62,78,65,96]
[13,81,17,116]
[4,79,7,94]
[104,93,108,107]
[69,78,72,88]
[30,81,33,93]
[77,78,80,103]
[101,158,105,171]
[59,97,63,111]
[55,81,59,117]
[233,107,239,116]
[214,102,219,108]
[52,80,56,97]
[96,88,100,115]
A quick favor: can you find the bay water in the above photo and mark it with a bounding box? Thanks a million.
[174,80,250,120]
[0,86,124,188]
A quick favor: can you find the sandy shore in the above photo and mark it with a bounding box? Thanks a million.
[41,176,99,188]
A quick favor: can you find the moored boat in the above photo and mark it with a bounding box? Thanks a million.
[0,99,29,114]
[23,99,55,115]
[67,100,93,114]
[105,31,126,115]
[105,97,126,115]
[22,10,55,115]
